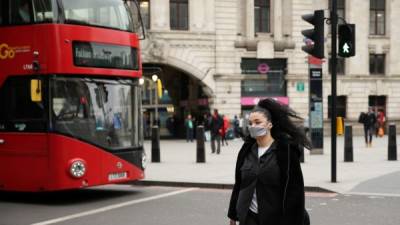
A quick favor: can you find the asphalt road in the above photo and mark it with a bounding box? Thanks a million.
[1,185,400,225]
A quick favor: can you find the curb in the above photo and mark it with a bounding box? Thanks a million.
[130,180,336,193]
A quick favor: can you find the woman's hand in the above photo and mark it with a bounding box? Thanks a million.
[229,219,236,225]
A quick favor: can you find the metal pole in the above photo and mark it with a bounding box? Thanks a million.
[331,0,338,182]
[154,81,158,125]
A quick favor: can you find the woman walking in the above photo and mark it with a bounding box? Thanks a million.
[228,98,310,225]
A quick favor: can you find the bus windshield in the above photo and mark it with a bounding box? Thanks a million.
[62,0,137,32]
[51,77,141,150]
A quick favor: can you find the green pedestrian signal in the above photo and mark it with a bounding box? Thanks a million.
[338,24,355,57]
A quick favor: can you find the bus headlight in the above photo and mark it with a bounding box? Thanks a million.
[142,152,147,169]
[69,160,86,178]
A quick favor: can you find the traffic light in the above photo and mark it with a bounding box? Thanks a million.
[338,24,355,57]
[301,10,325,59]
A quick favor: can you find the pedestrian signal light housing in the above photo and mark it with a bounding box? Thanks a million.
[301,10,325,59]
[338,24,356,57]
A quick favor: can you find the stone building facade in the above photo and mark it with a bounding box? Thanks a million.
[139,0,400,134]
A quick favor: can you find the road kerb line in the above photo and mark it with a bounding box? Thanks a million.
[31,188,198,225]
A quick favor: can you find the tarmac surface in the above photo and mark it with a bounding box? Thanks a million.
[141,135,400,194]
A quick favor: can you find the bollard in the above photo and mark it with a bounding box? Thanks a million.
[299,144,305,163]
[151,126,160,163]
[388,124,397,161]
[336,117,344,135]
[196,126,206,163]
[344,125,353,162]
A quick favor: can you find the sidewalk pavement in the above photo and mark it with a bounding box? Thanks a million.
[141,135,400,194]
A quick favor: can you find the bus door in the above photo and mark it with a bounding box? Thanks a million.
[0,77,49,190]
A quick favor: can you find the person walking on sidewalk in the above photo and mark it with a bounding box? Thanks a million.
[210,109,223,154]
[221,115,230,146]
[233,115,240,138]
[185,114,194,142]
[361,107,377,147]
[377,110,386,137]
[228,98,311,225]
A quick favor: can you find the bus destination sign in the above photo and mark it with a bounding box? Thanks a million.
[73,41,138,70]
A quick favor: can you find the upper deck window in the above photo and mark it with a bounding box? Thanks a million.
[0,0,54,26]
[62,0,136,32]
[1,0,143,34]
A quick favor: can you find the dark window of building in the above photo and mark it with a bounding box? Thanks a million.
[170,0,188,30]
[328,95,347,119]
[0,77,47,132]
[241,58,287,74]
[370,0,385,35]
[254,0,270,33]
[329,57,345,75]
[240,58,287,97]
[369,54,385,75]
[139,0,150,29]
[241,76,286,97]
[329,0,345,24]
[369,95,386,113]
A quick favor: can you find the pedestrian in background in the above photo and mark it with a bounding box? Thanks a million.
[360,107,377,147]
[233,115,240,138]
[203,112,212,141]
[185,114,194,142]
[377,110,386,137]
[221,115,230,146]
[210,109,223,154]
[303,116,309,138]
[228,98,311,225]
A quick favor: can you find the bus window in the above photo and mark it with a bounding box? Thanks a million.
[0,77,47,132]
[33,0,54,23]
[62,0,135,32]
[12,0,33,24]
[0,0,4,25]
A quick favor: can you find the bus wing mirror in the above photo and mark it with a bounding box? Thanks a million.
[31,79,42,102]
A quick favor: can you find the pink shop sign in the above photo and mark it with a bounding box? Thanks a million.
[241,97,289,106]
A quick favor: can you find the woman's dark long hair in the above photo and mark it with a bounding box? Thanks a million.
[253,98,312,149]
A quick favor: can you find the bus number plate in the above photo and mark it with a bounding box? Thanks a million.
[108,172,127,181]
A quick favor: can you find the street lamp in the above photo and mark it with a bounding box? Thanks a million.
[151,74,158,126]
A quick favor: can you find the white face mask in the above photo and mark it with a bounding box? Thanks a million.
[248,125,268,138]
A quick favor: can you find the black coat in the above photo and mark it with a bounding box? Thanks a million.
[210,115,223,135]
[228,136,307,225]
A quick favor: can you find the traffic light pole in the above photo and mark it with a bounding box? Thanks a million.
[330,0,338,183]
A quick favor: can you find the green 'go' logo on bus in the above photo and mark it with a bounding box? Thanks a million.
[0,43,16,60]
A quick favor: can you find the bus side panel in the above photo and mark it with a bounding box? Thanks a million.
[47,134,143,191]
[0,26,37,82]
[0,133,48,191]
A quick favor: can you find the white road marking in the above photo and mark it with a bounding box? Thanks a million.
[31,188,198,225]
[347,192,400,198]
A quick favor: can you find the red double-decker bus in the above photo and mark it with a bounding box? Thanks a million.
[0,0,146,191]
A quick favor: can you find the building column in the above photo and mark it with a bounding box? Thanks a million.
[246,0,255,38]
[347,0,369,76]
[273,0,282,40]
[150,0,170,31]
[389,0,400,75]
[189,0,203,31]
